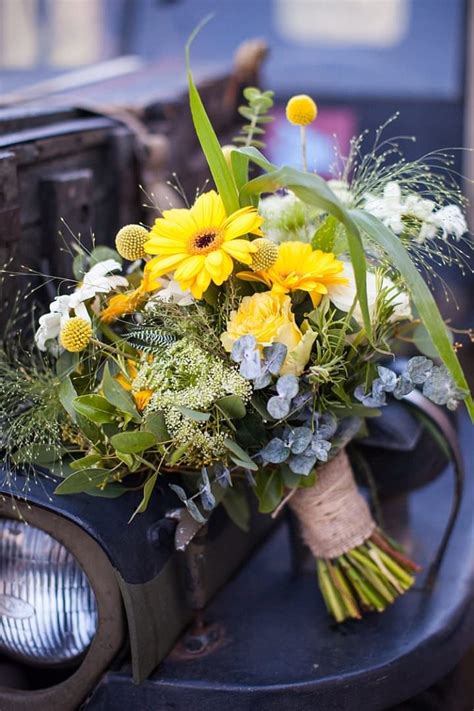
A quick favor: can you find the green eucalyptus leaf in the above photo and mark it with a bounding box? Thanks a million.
[86,484,127,499]
[55,468,113,495]
[102,364,140,420]
[143,411,171,443]
[169,443,189,466]
[255,469,284,513]
[89,246,122,266]
[110,430,156,454]
[223,438,258,470]
[350,209,473,421]
[11,444,66,466]
[76,414,105,447]
[58,376,78,421]
[129,472,158,521]
[177,406,211,422]
[222,488,250,531]
[72,252,89,280]
[70,454,102,471]
[73,395,117,424]
[216,395,246,419]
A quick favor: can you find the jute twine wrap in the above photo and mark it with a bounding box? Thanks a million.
[288,449,375,559]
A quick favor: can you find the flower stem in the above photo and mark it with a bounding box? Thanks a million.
[300,125,308,172]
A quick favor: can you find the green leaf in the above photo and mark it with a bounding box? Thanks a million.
[129,472,158,521]
[12,444,66,466]
[412,322,453,359]
[73,395,117,424]
[110,430,157,454]
[255,469,284,513]
[215,395,246,419]
[177,406,211,422]
[223,438,258,470]
[76,414,105,448]
[89,246,122,266]
[102,364,140,420]
[55,468,113,495]
[237,147,372,339]
[230,150,253,206]
[350,209,473,421]
[72,252,89,280]
[56,350,79,379]
[185,18,239,215]
[86,484,127,499]
[70,454,102,470]
[169,443,189,466]
[58,376,77,421]
[222,488,250,531]
[143,411,171,443]
[312,215,338,252]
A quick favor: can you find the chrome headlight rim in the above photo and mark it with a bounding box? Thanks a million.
[0,498,125,707]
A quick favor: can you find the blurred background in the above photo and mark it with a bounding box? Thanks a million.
[0,0,472,184]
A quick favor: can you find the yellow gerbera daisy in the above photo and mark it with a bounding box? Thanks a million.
[238,241,348,306]
[144,190,263,299]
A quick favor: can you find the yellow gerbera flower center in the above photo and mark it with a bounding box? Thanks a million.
[190,229,224,254]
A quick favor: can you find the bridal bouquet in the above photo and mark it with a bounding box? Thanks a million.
[1,29,472,623]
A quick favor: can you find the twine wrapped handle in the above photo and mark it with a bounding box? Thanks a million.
[288,449,375,559]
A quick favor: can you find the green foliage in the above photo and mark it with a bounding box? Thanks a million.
[312,215,338,252]
[350,210,473,421]
[221,487,250,531]
[125,327,178,355]
[185,17,239,215]
[110,431,157,454]
[254,468,284,513]
[233,87,274,149]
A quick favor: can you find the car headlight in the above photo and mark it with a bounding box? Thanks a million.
[0,518,98,665]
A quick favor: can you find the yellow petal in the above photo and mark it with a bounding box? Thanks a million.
[146,253,188,278]
[222,239,255,264]
[205,250,233,284]
[191,190,226,228]
[174,255,206,281]
[223,208,263,240]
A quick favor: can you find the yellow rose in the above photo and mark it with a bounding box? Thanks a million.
[221,291,314,375]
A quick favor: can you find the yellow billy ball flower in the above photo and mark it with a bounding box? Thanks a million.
[286,95,318,126]
[115,224,149,261]
[60,317,92,353]
[250,238,279,271]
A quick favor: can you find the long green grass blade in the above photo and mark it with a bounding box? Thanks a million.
[237,148,372,339]
[350,209,474,421]
[185,18,239,215]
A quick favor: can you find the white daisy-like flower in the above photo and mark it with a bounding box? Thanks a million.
[327,262,411,325]
[34,295,90,351]
[364,182,405,234]
[146,277,194,308]
[430,204,467,241]
[70,259,128,306]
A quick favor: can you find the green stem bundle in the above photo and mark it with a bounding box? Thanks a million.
[317,530,420,622]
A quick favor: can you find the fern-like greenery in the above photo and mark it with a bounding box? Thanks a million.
[125,328,178,354]
[233,87,274,149]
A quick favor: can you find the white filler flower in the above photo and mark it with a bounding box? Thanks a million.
[327,262,411,325]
